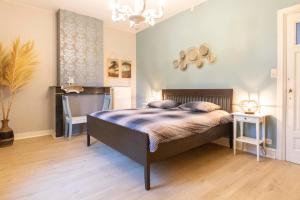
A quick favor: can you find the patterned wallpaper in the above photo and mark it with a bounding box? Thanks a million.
[57,10,103,86]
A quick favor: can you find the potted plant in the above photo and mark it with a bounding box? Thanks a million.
[0,39,37,147]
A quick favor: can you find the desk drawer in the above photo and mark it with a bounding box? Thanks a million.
[235,116,258,123]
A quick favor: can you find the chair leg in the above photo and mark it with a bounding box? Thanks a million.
[64,121,68,137]
[68,123,72,138]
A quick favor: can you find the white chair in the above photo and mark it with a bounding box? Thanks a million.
[102,93,112,111]
[62,94,112,138]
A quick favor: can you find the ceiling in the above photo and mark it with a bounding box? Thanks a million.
[7,0,207,33]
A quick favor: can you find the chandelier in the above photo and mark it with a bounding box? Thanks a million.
[111,0,165,29]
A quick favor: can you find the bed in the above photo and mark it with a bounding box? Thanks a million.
[87,89,233,190]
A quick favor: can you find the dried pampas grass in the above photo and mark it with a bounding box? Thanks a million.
[4,38,38,92]
[0,44,8,84]
[0,38,38,120]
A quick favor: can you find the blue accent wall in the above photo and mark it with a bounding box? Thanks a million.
[137,0,299,148]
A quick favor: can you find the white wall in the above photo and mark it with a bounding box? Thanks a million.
[0,1,56,136]
[103,27,136,108]
[0,1,136,137]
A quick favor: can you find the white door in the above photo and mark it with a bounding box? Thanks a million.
[286,13,300,164]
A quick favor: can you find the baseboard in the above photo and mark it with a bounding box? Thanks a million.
[14,130,54,140]
[213,137,276,159]
[14,132,276,159]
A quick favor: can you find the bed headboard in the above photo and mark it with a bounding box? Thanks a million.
[162,89,233,113]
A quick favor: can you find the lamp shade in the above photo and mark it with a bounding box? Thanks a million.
[239,100,259,114]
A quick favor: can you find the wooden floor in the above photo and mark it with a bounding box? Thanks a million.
[1,135,300,200]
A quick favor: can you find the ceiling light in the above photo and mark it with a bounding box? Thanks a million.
[111,0,165,29]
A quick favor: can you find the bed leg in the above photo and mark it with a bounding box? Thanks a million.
[229,136,233,149]
[229,124,233,149]
[87,133,91,147]
[144,163,150,190]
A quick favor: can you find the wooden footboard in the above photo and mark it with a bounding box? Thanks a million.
[87,115,151,190]
[87,114,232,190]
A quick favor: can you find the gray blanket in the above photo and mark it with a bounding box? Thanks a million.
[90,108,232,152]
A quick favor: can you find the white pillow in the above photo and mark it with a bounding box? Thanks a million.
[179,101,221,112]
[147,100,179,109]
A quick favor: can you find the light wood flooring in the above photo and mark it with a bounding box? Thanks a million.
[1,135,300,200]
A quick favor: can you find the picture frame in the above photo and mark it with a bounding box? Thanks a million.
[121,60,132,79]
[107,58,119,78]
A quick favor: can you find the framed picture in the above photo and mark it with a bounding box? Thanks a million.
[107,58,119,78]
[121,60,131,78]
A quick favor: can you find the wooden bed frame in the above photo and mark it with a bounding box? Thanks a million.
[87,89,233,190]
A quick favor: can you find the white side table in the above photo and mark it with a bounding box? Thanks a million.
[232,112,267,161]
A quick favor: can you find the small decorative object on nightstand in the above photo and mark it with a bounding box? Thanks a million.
[239,100,259,114]
[232,112,267,161]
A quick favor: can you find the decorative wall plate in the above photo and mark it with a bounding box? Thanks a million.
[173,43,216,71]
[195,59,204,68]
[207,53,217,63]
[179,60,187,71]
[199,44,209,56]
[186,48,199,61]
[179,50,186,60]
[173,60,179,69]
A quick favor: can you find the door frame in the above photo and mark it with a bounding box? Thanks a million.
[277,4,300,160]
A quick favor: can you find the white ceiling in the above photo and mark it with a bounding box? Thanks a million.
[7,0,207,33]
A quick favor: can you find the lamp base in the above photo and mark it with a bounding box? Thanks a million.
[244,111,255,115]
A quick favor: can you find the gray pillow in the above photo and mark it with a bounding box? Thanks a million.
[179,101,221,112]
[147,100,179,109]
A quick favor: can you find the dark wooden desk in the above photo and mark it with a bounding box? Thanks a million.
[50,86,111,137]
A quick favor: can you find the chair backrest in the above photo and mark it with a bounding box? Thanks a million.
[62,95,72,119]
[102,94,112,111]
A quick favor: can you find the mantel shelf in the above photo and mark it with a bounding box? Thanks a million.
[50,86,111,95]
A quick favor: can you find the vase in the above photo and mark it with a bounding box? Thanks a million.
[0,119,14,147]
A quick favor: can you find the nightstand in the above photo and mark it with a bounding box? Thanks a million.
[232,112,267,161]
